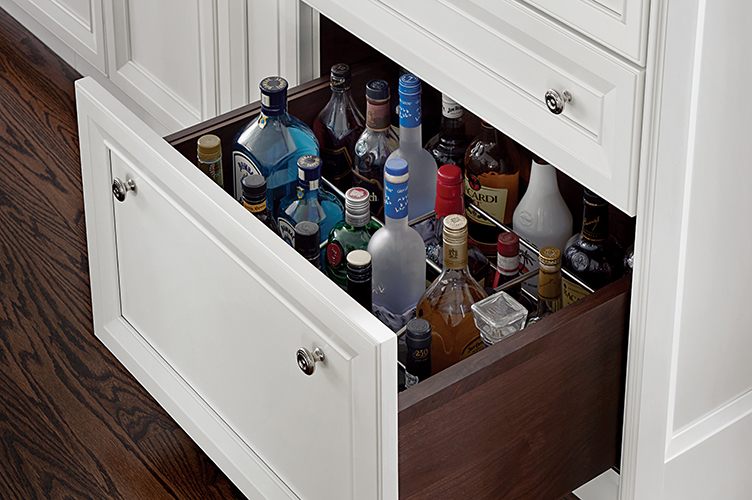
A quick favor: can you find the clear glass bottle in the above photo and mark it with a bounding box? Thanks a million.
[424,94,470,172]
[277,155,344,248]
[388,74,438,221]
[326,187,381,288]
[241,174,278,233]
[353,79,399,219]
[367,157,427,332]
[425,164,491,285]
[526,246,563,326]
[464,121,527,262]
[294,221,323,271]
[416,214,488,375]
[561,189,624,305]
[512,156,573,296]
[346,249,372,311]
[313,63,365,192]
[197,134,224,187]
[231,76,319,216]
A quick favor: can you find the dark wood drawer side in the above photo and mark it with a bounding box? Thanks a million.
[397,275,631,500]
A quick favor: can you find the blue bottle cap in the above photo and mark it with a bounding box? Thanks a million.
[398,74,421,97]
[385,157,408,180]
[297,155,322,181]
[366,79,390,101]
[260,76,288,116]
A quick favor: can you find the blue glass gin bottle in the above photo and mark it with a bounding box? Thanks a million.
[231,76,319,216]
[277,155,344,248]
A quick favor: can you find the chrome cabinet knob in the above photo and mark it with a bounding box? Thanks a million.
[297,347,325,376]
[544,89,572,115]
[112,177,136,202]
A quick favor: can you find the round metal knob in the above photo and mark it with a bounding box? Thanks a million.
[112,177,136,202]
[544,89,572,115]
[297,347,325,376]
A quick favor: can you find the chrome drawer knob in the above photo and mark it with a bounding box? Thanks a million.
[297,347,325,376]
[544,89,572,115]
[112,177,136,202]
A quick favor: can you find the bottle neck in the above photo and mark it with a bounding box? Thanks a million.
[384,179,409,225]
[496,252,519,277]
[399,91,422,142]
[536,266,562,315]
[366,97,391,131]
[581,199,609,242]
[297,175,320,202]
[528,161,559,193]
[398,123,422,146]
[443,234,470,272]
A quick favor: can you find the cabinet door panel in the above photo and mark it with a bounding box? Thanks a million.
[77,76,398,500]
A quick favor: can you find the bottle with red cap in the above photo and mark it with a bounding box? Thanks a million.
[426,164,490,285]
[493,232,522,298]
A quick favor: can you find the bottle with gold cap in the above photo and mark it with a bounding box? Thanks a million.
[416,214,488,375]
[526,246,563,327]
[197,134,224,187]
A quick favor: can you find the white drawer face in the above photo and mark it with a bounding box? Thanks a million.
[77,78,398,500]
[311,0,644,214]
[509,0,651,64]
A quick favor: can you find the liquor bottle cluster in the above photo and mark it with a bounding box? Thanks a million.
[194,64,632,383]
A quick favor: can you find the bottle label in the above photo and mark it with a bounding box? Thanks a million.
[562,277,591,306]
[442,98,463,119]
[399,93,421,128]
[464,171,518,225]
[582,202,608,242]
[320,146,354,182]
[326,242,343,267]
[460,336,485,361]
[384,180,408,219]
[366,100,391,131]
[243,200,266,214]
[352,169,384,218]
[444,242,468,270]
[233,151,262,201]
[278,218,295,246]
[497,254,519,275]
[538,270,562,303]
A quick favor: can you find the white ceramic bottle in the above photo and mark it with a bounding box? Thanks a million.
[512,157,573,295]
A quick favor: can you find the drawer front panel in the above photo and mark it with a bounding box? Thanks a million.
[509,0,651,64]
[307,0,645,215]
[77,77,398,500]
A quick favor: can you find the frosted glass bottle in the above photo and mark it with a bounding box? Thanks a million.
[512,157,573,295]
[368,158,427,331]
[387,74,437,221]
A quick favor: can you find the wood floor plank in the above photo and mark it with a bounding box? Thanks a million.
[0,7,245,500]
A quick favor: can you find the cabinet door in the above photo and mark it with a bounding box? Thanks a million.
[76,76,398,500]
[7,0,106,72]
[513,0,651,64]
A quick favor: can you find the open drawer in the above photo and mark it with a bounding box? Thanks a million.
[77,58,630,500]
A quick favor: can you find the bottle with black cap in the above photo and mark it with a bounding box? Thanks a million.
[313,63,365,191]
[294,221,323,271]
[346,249,372,311]
[405,318,432,381]
[241,174,277,233]
[231,76,319,214]
[352,79,399,219]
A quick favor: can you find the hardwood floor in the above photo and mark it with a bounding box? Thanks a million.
[0,7,245,500]
[0,6,583,500]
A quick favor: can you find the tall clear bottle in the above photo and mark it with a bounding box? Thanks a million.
[525,246,563,326]
[512,156,573,296]
[231,76,319,216]
[388,74,438,221]
[313,63,365,192]
[416,214,488,375]
[277,155,344,248]
[367,158,427,332]
[353,79,399,219]
[424,94,470,172]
